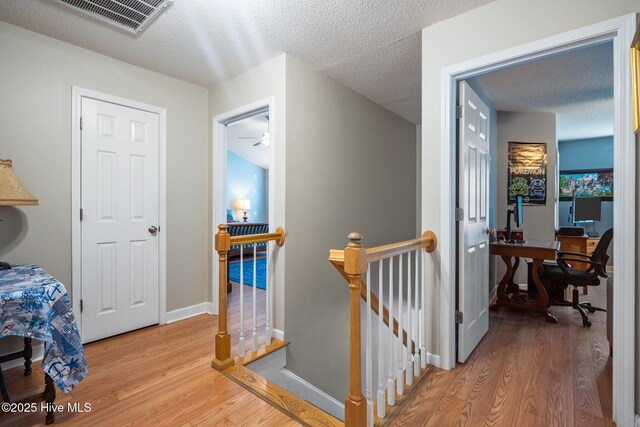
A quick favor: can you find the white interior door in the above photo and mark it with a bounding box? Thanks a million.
[81,97,160,343]
[457,81,491,363]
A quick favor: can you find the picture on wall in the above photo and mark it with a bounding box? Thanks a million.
[507,142,547,205]
[559,169,613,201]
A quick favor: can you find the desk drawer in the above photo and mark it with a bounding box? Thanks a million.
[586,238,599,255]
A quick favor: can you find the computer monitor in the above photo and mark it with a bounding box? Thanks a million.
[506,196,524,242]
[573,197,601,223]
[514,195,523,228]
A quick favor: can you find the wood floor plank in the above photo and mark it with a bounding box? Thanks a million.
[224,364,342,427]
[0,281,296,427]
[387,280,612,427]
[0,277,612,427]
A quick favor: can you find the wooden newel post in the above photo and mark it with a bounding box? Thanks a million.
[212,224,235,371]
[344,232,368,427]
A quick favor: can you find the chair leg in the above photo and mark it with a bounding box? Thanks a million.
[573,287,591,327]
[0,366,10,403]
[579,301,606,313]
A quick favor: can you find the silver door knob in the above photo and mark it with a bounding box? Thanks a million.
[148,226,158,234]
[485,228,495,236]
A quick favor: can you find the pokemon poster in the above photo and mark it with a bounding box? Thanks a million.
[507,142,547,205]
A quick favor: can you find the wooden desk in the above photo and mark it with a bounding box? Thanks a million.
[555,234,600,294]
[490,240,560,323]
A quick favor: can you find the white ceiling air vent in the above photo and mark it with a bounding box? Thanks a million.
[53,0,173,35]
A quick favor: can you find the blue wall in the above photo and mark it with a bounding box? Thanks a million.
[558,136,613,235]
[227,151,268,223]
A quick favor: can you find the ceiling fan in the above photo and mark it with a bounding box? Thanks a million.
[237,114,270,147]
[237,132,269,147]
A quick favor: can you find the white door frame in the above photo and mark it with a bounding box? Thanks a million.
[438,14,635,425]
[71,86,168,337]
[211,97,276,316]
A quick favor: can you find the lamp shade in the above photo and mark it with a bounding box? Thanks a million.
[0,159,38,206]
[241,199,251,210]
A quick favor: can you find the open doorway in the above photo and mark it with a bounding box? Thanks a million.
[443,15,634,425]
[456,40,615,423]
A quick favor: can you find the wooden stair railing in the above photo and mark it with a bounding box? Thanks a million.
[330,231,437,427]
[212,224,285,371]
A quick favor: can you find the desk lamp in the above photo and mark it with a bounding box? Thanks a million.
[0,159,39,269]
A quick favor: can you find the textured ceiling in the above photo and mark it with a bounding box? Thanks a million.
[227,113,269,169]
[469,41,613,141]
[0,0,494,124]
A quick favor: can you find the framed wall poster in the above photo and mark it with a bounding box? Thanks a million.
[507,142,547,205]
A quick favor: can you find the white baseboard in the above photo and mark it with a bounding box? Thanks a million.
[277,368,345,421]
[166,302,213,324]
[246,346,343,421]
[489,285,497,305]
[272,328,285,341]
[427,352,441,368]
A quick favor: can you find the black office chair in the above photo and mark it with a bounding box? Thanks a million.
[541,228,613,327]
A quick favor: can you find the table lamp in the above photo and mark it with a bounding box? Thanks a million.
[240,199,251,222]
[0,159,38,269]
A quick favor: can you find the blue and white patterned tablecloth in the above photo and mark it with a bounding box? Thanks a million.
[0,264,87,393]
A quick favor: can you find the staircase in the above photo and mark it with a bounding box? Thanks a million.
[211,224,438,426]
[329,230,437,426]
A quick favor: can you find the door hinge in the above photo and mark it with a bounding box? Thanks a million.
[80,299,84,312]
[456,310,463,324]
[456,105,464,119]
[80,116,84,130]
[455,208,464,221]
[80,208,83,221]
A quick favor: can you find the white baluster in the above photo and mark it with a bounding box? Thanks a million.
[252,244,258,352]
[239,247,245,357]
[387,257,395,405]
[420,249,426,369]
[365,264,373,427]
[377,260,386,418]
[414,250,420,378]
[265,241,271,345]
[396,253,404,396]
[406,251,413,386]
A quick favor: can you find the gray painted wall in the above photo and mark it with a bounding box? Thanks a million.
[0,22,209,353]
[496,111,557,284]
[284,55,417,401]
[558,137,614,236]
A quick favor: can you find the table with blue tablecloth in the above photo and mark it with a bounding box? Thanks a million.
[0,264,88,423]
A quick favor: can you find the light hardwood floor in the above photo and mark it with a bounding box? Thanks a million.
[2,279,612,426]
[386,282,612,427]
[1,282,297,427]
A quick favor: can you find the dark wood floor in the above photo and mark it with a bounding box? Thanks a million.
[2,280,612,426]
[387,283,612,427]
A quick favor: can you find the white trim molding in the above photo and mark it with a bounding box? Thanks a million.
[211,97,283,333]
[277,369,345,421]
[166,302,213,324]
[272,328,285,342]
[71,86,168,338]
[438,14,635,426]
[212,98,273,314]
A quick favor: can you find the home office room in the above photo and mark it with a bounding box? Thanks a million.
[449,40,617,425]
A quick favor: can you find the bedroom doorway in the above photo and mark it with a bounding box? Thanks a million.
[212,98,283,344]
